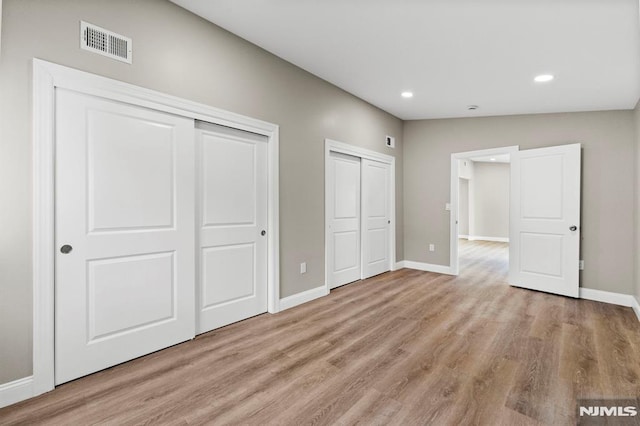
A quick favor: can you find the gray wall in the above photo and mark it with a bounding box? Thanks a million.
[458,178,469,236]
[404,111,636,295]
[0,0,404,385]
[635,101,640,304]
[472,162,509,239]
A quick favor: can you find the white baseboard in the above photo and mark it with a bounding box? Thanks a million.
[458,235,469,239]
[632,296,640,322]
[579,288,640,323]
[392,267,639,322]
[467,236,509,243]
[402,260,455,276]
[279,285,328,311]
[393,261,405,270]
[0,376,34,409]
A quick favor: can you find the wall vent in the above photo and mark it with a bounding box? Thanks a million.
[385,135,395,148]
[80,21,132,64]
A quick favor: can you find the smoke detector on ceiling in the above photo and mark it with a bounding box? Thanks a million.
[80,21,132,64]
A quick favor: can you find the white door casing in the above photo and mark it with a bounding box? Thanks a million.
[361,159,391,279]
[509,143,581,297]
[327,151,362,288]
[55,89,196,384]
[449,146,519,276]
[196,123,268,333]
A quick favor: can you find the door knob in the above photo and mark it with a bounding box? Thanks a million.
[569,226,577,231]
[60,244,73,254]
[261,230,266,236]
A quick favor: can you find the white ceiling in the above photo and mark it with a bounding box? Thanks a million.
[171,0,640,120]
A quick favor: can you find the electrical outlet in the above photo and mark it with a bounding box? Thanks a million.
[579,260,584,270]
[300,262,307,274]
[429,244,435,252]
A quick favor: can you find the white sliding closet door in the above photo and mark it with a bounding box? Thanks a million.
[327,152,362,288]
[196,122,268,334]
[55,89,196,385]
[361,159,391,279]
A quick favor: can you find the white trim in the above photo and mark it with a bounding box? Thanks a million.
[279,286,329,311]
[403,260,455,275]
[632,296,640,322]
[32,59,280,402]
[267,126,280,314]
[393,261,405,271]
[325,139,394,164]
[579,288,637,308]
[467,236,509,243]
[450,146,518,276]
[579,288,640,322]
[324,139,396,293]
[0,0,3,55]
[33,59,56,397]
[0,376,34,409]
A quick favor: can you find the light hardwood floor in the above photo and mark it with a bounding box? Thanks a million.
[1,240,639,425]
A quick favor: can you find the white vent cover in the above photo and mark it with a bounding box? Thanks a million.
[80,21,132,64]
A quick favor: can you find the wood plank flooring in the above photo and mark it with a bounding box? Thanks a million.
[1,240,639,425]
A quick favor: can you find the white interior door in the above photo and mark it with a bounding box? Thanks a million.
[55,89,196,385]
[361,159,391,279]
[196,122,268,334]
[509,143,581,297]
[328,152,361,288]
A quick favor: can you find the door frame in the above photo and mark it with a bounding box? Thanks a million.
[324,139,396,293]
[32,59,280,396]
[449,146,518,276]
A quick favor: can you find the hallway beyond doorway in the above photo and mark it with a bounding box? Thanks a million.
[459,238,508,280]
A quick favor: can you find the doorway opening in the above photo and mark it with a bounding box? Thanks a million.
[450,144,581,297]
[450,147,518,278]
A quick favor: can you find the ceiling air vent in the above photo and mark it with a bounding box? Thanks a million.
[80,21,132,64]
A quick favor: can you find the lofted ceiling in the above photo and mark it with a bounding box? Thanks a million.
[171,0,640,120]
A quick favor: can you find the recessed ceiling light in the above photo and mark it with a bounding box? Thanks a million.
[534,74,554,82]
[490,158,496,161]
[401,91,413,98]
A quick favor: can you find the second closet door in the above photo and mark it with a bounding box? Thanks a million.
[328,152,362,288]
[197,123,268,334]
[327,151,392,289]
[362,159,391,279]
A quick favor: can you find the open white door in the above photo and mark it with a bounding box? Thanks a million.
[196,122,268,334]
[327,152,362,288]
[509,143,581,297]
[55,89,196,384]
[361,159,391,279]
